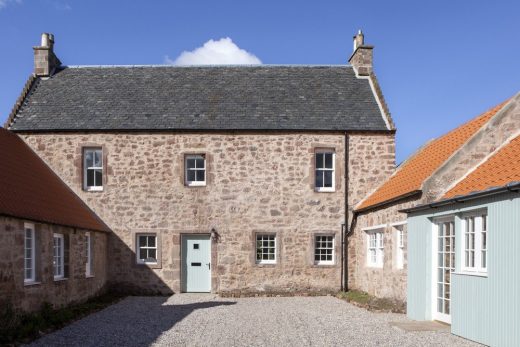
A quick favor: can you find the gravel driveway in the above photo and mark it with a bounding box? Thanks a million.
[28,294,477,347]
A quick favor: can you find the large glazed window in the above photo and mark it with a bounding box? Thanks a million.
[256,234,276,264]
[85,232,93,277]
[24,223,36,283]
[185,154,206,186]
[462,212,487,274]
[315,150,335,192]
[83,148,103,191]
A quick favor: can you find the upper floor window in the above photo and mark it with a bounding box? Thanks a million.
[24,223,36,283]
[185,154,206,186]
[366,229,384,268]
[315,150,335,192]
[462,212,487,274]
[314,235,334,265]
[83,148,103,191]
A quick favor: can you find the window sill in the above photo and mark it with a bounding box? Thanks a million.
[24,281,42,287]
[84,187,104,192]
[313,263,336,267]
[314,188,335,193]
[366,265,383,269]
[136,262,162,269]
[85,275,95,279]
[185,183,207,188]
[54,277,68,282]
[255,262,277,267]
[452,271,488,278]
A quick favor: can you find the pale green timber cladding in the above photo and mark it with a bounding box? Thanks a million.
[407,192,520,347]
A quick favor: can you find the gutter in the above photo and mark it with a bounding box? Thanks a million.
[401,182,520,214]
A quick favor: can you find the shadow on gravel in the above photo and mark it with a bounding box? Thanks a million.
[29,296,236,347]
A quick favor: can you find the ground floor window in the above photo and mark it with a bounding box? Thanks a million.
[24,223,36,283]
[85,232,93,276]
[256,234,276,264]
[137,234,158,264]
[462,212,487,274]
[366,230,384,268]
[53,233,65,280]
[314,235,334,265]
[394,224,406,269]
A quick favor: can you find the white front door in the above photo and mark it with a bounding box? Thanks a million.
[182,235,211,293]
[433,219,455,323]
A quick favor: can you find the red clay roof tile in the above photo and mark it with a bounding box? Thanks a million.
[0,128,110,232]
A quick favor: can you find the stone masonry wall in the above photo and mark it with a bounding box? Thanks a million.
[21,132,395,295]
[0,216,107,313]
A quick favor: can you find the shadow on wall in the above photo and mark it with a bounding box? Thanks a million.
[29,296,236,347]
[107,233,177,296]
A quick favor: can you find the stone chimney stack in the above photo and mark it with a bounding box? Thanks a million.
[348,30,373,76]
[33,33,61,77]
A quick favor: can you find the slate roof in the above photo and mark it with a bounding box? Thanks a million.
[443,134,520,199]
[8,65,390,132]
[355,100,510,211]
[0,128,110,232]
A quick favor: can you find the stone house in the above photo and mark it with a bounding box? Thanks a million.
[4,31,395,296]
[347,94,520,303]
[0,128,110,312]
[405,133,520,346]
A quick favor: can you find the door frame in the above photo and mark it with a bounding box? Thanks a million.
[431,216,454,324]
[180,233,212,293]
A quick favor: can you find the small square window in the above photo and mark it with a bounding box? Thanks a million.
[136,234,158,264]
[193,243,199,250]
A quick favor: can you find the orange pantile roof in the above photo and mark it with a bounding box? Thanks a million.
[356,100,509,211]
[443,135,520,199]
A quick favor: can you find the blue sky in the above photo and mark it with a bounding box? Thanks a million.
[1,0,518,162]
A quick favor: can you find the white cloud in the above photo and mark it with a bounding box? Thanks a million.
[0,0,21,10]
[165,37,261,66]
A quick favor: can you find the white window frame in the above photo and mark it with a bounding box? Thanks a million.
[366,229,384,268]
[256,234,277,264]
[461,211,488,275]
[53,233,65,280]
[393,222,406,270]
[83,148,103,191]
[24,223,36,283]
[185,154,206,187]
[315,150,335,192]
[314,235,335,265]
[85,232,93,277]
[136,234,158,265]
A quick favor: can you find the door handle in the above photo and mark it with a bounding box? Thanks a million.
[207,263,211,270]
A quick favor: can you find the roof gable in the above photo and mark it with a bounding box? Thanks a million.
[8,65,390,132]
[356,100,509,211]
[0,128,109,232]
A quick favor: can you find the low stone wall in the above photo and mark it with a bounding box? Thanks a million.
[0,216,108,313]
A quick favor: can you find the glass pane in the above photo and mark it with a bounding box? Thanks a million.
[438,299,443,313]
[324,153,333,168]
[94,169,103,186]
[148,236,156,247]
[87,169,95,187]
[195,158,205,169]
[94,150,102,167]
[148,249,157,261]
[196,170,205,182]
[139,248,146,260]
[85,150,93,167]
[139,236,146,247]
[315,171,324,188]
[187,170,196,182]
[316,153,324,169]
[324,171,333,188]
[186,158,196,169]
[445,299,450,315]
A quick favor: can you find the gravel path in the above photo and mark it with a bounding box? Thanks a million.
[28,294,478,347]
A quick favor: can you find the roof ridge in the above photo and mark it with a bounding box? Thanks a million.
[64,64,354,69]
